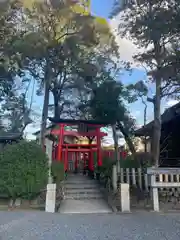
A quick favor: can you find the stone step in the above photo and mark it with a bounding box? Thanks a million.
[65,182,97,185]
[66,179,96,184]
[65,192,103,200]
[65,183,98,189]
[59,199,112,214]
[66,176,96,180]
[66,188,100,194]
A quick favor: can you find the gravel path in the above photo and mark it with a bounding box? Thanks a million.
[0,211,180,239]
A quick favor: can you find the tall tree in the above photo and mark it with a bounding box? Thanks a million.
[13,0,117,146]
[89,79,137,159]
[127,80,149,152]
[0,1,31,134]
[2,93,32,133]
[111,0,180,166]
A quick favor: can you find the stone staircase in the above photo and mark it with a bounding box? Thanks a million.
[59,174,112,213]
[65,175,103,200]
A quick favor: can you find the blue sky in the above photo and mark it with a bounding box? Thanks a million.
[91,0,114,18]
[25,0,175,140]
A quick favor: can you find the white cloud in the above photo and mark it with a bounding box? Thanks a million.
[109,14,141,67]
[24,124,37,140]
[166,99,179,107]
[133,110,141,118]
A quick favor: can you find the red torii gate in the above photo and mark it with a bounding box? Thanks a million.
[49,118,109,175]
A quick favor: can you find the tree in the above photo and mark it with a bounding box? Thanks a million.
[0,1,33,135]
[89,79,137,161]
[1,93,32,133]
[0,1,22,104]
[127,80,149,151]
[111,0,180,166]
[13,0,118,147]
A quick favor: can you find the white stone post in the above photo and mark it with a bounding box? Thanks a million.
[45,138,53,184]
[120,183,130,212]
[112,165,117,191]
[45,183,56,213]
[147,167,180,212]
[45,138,56,213]
[151,174,159,212]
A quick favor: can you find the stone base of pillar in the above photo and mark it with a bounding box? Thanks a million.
[83,168,86,175]
[96,172,100,181]
[112,165,117,191]
[120,183,130,212]
[88,169,94,179]
[45,183,56,213]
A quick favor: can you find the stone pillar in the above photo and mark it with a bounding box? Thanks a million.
[120,183,130,212]
[151,175,159,211]
[45,183,56,213]
[112,165,117,191]
[45,138,53,184]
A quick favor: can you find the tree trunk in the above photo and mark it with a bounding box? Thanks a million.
[152,77,161,167]
[151,37,162,167]
[111,124,120,175]
[112,124,119,162]
[40,79,50,148]
[143,103,147,152]
[53,92,60,119]
[117,121,136,157]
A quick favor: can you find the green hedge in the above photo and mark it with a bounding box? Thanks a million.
[51,161,65,183]
[119,156,140,168]
[0,140,48,200]
[94,154,141,180]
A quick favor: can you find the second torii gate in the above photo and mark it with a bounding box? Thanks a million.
[48,118,109,176]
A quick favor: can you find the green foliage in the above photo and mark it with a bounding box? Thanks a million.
[99,156,115,179]
[2,93,32,133]
[89,79,137,155]
[127,80,148,102]
[94,153,115,179]
[120,155,140,168]
[51,161,65,183]
[111,1,180,101]
[110,0,180,165]
[0,140,48,200]
[90,80,123,123]
[90,80,136,133]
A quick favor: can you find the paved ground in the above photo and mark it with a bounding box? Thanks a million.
[0,211,180,239]
[59,199,112,213]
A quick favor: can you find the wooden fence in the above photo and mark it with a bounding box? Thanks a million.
[118,167,180,192]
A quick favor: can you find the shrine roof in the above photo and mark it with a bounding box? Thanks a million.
[48,117,111,126]
[135,101,180,136]
[0,133,22,143]
[33,124,55,135]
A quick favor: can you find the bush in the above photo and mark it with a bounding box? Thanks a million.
[94,154,115,179]
[120,155,140,168]
[0,140,48,200]
[99,157,115,178]
[51,161,65,183]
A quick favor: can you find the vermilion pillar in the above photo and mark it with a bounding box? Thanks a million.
[64,146,68,171]
[57,124,64,161]
[89,149,94,171]
[96,128,102,166]
[75,152,78,169]
[83,153,86,169]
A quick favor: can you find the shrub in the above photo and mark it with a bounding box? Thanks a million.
[94,154,115,179]
[0,140,48,200]
[99,156,114,178]
[120,155,140,168]
[51,161,65,183]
